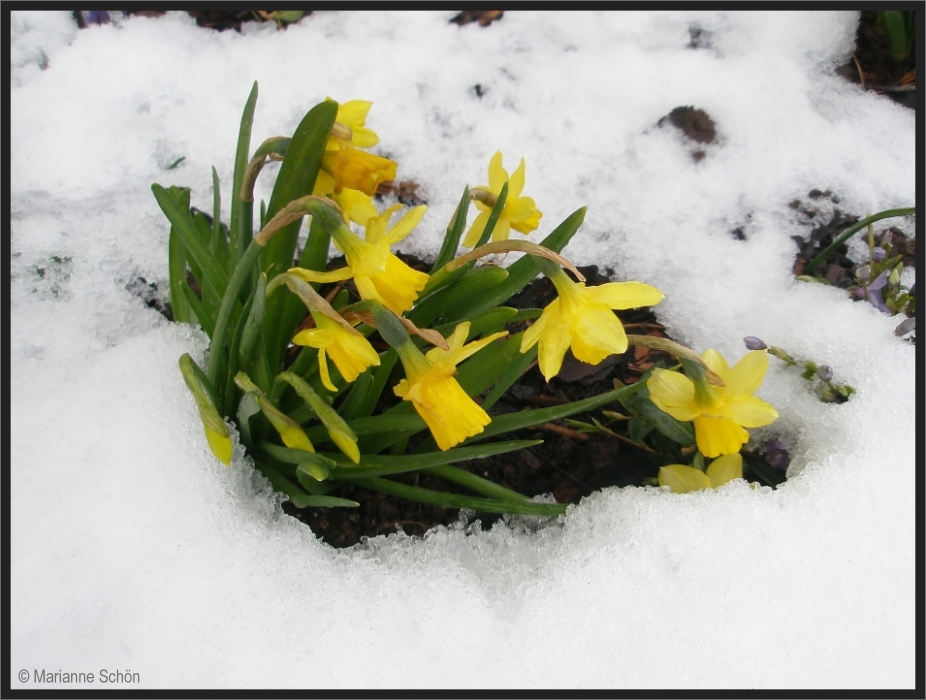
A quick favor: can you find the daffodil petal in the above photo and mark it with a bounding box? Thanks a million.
[487,151,507,193]
[337,99,372,126]
[508,158,526,198]
[512,209,543,234]
[725,395,779,428]
[537,315,573,381]
[658,464,712,493]
[351,126,379,148]
[292,327,336,349]
[384,205,428,245]
[701,349,731,380]
[317,348,338,392]
[462,210,491,248]
[571,305,628,363]
[333,189,378,227]
[693,416,748,458]
[288,267,354,284]
[506,196,538,223]
[520,308,551,352]
[724,350,770,398]
[491,217,512,243]
[585,281,664,310]
[706,453,743,488]
[313,169,336,197]
[647,369,699,421]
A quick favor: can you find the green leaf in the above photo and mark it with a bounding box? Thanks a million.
[260,100,338,367]
[468,381,647,444]
[326,439,541,479]
[167,186,193,324]
[431,186,470,272]
[337,371,373,420]
[353,477,567,516]
[409,266,509,327]
[192,210,223,318]
[181,282,215,337]
[804,208,915,274]
[472,181,509,249]
[152,183,229,299]
[238,272,267,369]
[255,460,355,508]
[257,440,338,469]
[351,349,398,419]
[230,81,259,266]
[424,464,529,502]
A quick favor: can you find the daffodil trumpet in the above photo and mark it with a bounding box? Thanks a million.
[369,304,507,450]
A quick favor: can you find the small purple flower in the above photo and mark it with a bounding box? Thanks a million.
[743,336,767,351]
[760,439,790,470]
[816,365,833,382]
[852,271,890,313]
[880,230,893,247]
[871,247,886,262]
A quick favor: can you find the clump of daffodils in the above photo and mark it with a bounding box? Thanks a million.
[155,83,807,517]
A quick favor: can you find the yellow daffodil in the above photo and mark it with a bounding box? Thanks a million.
[313,170,379,226]
[320,148,397,197]
[647,349,779,458]
[290,204,429,314]
[520,264,664,382]
[657,454,744,493]
[463,151,543,247]
[394,322,508,450]
[292,313,381,392]
[326,99,380,151]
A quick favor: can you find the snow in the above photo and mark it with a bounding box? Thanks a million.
[8,10,917,690]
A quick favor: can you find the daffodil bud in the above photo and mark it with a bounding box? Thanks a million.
[369,303,412,349]
[179,354,233,466]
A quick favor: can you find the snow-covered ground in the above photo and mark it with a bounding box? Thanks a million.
[9,10,917,689]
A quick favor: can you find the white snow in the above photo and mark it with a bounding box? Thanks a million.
[9,10,917,690]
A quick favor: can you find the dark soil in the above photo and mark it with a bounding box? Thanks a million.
[834,11,916,110]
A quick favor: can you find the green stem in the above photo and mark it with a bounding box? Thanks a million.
[804,208,914,274]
